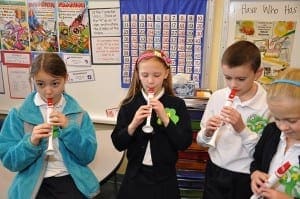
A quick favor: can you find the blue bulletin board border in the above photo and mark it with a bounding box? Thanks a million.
[120,0,208,88]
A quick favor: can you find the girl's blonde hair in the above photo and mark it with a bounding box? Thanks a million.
[267,67,300,102]
[121,49,174,105]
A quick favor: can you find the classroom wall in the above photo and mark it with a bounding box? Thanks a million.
[208,0,224,91]
[7,0,299,195]
[1,0,298,123]
[0,0,223,123]
[0,2,224,193]
[91,0,226,93]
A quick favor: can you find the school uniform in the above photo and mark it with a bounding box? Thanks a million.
[197,83,271,199]
[250,122,300,198]
[111,90,193,199]
[0,92,100,199]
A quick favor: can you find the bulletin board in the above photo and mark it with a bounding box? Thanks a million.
[119,0,210,88]
[218,0,300,88]
[0,0,214,124]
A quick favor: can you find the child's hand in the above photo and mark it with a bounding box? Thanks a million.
[220,106,245,133]
[259,186,293,199]
[49,111,68,128]
[128,105,151,135]
[150,98,169,127]
[204,115,223,137]
[31,123,52,146]
[250,170,268,195]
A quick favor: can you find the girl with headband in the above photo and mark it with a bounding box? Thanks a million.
[111,49,193,199]
[250,67,300,199]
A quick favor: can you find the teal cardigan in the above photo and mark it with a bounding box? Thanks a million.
[0,92,100,199]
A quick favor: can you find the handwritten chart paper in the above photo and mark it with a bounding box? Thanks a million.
[90,37,121,64]
[7,66,32,99]
[89,8,121,64]
[89,8,120,36]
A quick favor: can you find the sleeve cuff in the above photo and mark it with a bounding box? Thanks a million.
[197,130,216,148]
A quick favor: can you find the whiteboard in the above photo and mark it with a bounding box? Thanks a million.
[218,0,300,88]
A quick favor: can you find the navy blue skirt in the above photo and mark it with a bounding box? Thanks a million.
[36,175,86,199]
[117,165,180,199]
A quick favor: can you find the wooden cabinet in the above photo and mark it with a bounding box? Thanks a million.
[176,134,209,172]
[176,106,209,172]
[176,102,210,199]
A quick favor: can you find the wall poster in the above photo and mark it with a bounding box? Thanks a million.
[224,1,299,85]
[0,0,29,51]
[120,0,208,88]
[27,0,58,52]
[89,7,121,64]
[58,0,90,54]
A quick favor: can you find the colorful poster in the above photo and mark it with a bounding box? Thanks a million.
[227,1,300,85]
[120,0,208,88]
[235,20,296,81]
[27,0,58,52]
[0,0,29,51]
[57,0,89,53]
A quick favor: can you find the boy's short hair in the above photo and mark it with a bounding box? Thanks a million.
[222,40,261,72]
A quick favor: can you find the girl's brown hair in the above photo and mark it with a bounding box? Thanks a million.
[30,53,67,81]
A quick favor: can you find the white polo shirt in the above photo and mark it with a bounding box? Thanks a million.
[34,93,69,177]
[268,132,300,197]
[197,83,271,173]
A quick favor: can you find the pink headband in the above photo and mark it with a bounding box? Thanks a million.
[136,50,171,66]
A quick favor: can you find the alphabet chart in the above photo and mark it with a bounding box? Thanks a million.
[120,0,208,88]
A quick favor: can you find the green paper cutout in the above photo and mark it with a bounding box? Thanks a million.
[52,126,59,138]
[246,114,269,134]
[157,108,179,125]
[279,165,300,197]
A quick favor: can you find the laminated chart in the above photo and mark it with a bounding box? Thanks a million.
[120,0,208,88]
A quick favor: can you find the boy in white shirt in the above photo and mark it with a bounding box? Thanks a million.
[197,40,271,199]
